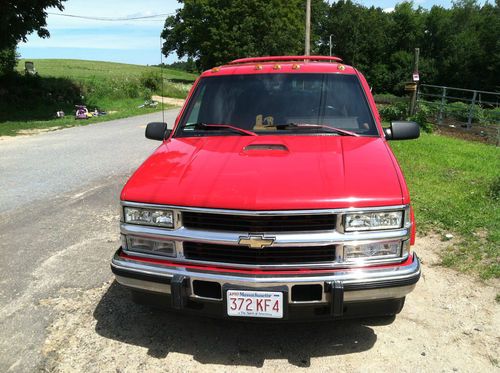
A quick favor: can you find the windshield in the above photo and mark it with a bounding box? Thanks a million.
[177,73,378,137]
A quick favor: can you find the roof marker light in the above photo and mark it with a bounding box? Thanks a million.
[292,64,301,70]
[338,65,346,71]
[211,67,220,73]
[255,64,263,70]
[273,64,281,70]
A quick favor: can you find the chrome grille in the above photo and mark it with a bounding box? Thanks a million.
[183,242,337,265]
[182,212,336,232]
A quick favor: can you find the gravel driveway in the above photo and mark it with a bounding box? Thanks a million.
[0,112,498,372]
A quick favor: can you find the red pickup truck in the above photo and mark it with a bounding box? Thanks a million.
[111,56,421,321]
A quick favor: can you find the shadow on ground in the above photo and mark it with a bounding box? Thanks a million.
[0,74,81,122]
[94,282,388,367]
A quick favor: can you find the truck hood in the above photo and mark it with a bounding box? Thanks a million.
[121,135,404,210]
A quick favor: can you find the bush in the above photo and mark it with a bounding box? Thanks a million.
[480,106,500,126]
[373,93,406,105]
[410,103,434,133]
[140,71,162,91]
[446,101,485,124]
[0,46,17,76]
[378,101,407,122]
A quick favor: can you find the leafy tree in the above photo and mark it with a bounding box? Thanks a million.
[391,2,425,52]
[162,0,499,93]
[0,0,66,75]
[161,0,304,70]
[0,0,66,49]
[0,47,18,76]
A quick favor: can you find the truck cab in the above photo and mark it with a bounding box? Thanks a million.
[111,56,421,321]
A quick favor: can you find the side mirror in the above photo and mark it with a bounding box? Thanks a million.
[384,121,420,140]
[145,122,171,141]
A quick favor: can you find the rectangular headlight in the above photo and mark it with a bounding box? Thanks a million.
[124,207,174,228]
[344,240,402,260]
[344,211,403,231]
[126,236,176,257]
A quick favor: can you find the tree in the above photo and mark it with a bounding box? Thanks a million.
[0,47,18,76]
[162,0,499,92]
[161,0,304,70]
[0,0,66,75]
[0,0,66,49]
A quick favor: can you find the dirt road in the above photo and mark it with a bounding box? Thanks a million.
[34,236,500,372]
[0,112,498,372]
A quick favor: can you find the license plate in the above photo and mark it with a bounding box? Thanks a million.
[226,290,283,318]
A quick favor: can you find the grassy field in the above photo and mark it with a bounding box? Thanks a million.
[0,98,173,137]
[16,59,196,83]
[0,59,197,137]
[390,133,499,279]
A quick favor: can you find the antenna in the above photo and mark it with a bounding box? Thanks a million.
[160,36,165,124]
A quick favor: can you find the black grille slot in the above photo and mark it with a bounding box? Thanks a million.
[292,285,323,302]
[192,280,222,299]
[182,212,335,232]
[183,242,336,265]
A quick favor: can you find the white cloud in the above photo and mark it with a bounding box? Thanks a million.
[383,7,395,13]
[22,32,160,50]
[42,0,175,30]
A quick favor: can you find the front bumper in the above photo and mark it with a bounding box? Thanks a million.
[111,248,421,320]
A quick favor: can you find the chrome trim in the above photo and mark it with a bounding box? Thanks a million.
[120,202,412,269]
[112,252,420,304]
[112,252,420,285]
[115,275,172,294]
[120,223,410,269]
[343,284,416,302]
[122,247,409,270]
[121,224,410,247]
[121,201,409,216]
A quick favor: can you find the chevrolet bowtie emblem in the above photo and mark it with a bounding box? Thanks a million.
[238,235,275,249]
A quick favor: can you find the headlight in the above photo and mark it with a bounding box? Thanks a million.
[124,207,174,228]
[344,211,403,231]
[344,240,402,260]
[126,236,176,257]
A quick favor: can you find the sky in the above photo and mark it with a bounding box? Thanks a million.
[18,0,485,66]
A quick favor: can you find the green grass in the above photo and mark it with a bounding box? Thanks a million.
[0,98,174,137]
[390,133,500,279]
[0,59,198,136]
[16,59,197,82]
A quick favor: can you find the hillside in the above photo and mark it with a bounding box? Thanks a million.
[16,59,197,82]
[0,59,198,136]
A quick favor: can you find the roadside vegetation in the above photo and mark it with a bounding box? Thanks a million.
[379,100,500,129]
[0,59,197,136]
[391,133,500,279]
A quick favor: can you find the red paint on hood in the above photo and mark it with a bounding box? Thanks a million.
[121,135,404,210]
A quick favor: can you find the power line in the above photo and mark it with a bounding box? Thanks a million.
[46,12,174,21]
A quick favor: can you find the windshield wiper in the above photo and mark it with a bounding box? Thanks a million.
[184,122,257,136]
[280,123,359,137]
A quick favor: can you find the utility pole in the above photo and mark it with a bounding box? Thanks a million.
[329,34,333,56]
[305,0,311,56]
[409,47,420,116]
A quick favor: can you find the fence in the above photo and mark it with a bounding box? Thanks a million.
[417,84,500,145]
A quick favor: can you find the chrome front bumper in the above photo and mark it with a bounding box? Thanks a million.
[111,249,421,318]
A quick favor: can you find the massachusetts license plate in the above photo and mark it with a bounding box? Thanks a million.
[226,290,283,318]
